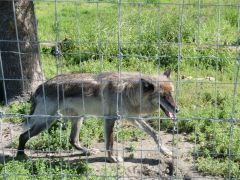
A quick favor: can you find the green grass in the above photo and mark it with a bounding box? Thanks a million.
[1,101,31,123]
[0,159,92,180]
[1,0,240,178]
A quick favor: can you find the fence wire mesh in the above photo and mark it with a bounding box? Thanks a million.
[0,0,240,179]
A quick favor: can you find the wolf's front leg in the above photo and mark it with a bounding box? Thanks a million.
[70,117,99,155]
[104,118,123,163]
[132,119,173,157]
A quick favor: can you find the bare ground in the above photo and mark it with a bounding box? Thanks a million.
[0,122,223,180]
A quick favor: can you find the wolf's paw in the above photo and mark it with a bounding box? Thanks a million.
[108,156,124,163]
[160,146,173,157]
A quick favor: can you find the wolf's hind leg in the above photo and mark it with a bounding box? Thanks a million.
[130,119,172,157]
[17,99,57,157]
[69,117,99,155]
[17,119,53,157]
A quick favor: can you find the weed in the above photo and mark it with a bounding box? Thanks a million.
[127,143,137,159]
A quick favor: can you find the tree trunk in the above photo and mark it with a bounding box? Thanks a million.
[0,0,44,104]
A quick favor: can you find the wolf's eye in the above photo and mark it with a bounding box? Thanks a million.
[161,94,166,99]
[162,93,171,99]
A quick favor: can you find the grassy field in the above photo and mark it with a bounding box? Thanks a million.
[1,0,240,179]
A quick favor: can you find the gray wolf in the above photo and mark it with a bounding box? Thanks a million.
[17,70,179,162]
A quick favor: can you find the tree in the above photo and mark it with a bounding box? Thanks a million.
[0,0,44,104]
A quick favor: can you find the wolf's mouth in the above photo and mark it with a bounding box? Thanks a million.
[160,104,176,119]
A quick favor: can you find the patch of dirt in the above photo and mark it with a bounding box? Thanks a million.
[0,122,222,179]
[0,122,22,149]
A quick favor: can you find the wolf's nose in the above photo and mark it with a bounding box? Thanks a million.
[175,107,180,113]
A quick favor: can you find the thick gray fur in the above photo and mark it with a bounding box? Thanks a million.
[17,71,179,162]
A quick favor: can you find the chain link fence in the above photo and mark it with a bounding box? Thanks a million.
[0,0,240,179]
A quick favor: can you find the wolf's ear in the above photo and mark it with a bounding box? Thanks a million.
[141,79,154,93]
[163,69,171,78]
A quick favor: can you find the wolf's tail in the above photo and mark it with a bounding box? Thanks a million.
[22,94,37,132]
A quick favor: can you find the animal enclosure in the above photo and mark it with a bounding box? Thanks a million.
[0,0,240,179]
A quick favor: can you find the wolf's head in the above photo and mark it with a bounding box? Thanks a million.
[138,70,179,119]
